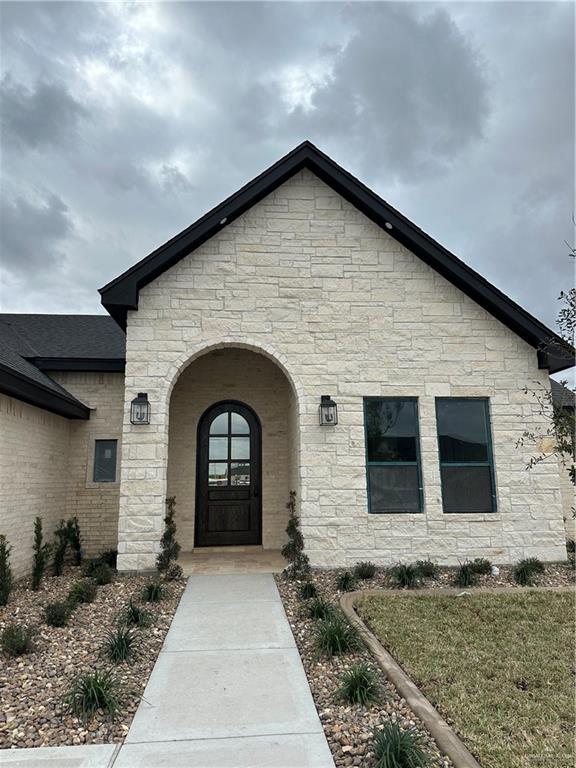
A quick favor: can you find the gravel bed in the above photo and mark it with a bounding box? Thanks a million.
[0,567,185,749]
[275,560,574,768]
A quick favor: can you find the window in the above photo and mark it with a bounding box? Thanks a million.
[436,398,496,513]
[208,411,251,486]
[93,439,118,483]
[364,398,423,513]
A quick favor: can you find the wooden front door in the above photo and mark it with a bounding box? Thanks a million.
[195,401,261,547]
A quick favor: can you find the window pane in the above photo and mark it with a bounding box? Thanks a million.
[209,437,228,460]
[93,440,117,482]
[231,413,249,434]
[441,466,494,513]
[231,437,250,460]
[208,462,228,485]
[209,412,228,435]
[231,462,250,486]
[368,465,420,513]
[437,400,489,462]
[365,399,417,462]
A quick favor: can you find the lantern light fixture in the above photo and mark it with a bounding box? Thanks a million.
[130,392,151,425]
[319,394,338,426]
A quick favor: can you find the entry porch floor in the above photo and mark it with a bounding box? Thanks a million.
[180,546,286,575]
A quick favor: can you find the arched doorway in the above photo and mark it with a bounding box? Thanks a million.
[195,400,261,547]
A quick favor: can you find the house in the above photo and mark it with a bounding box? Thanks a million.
[1,141,573,577]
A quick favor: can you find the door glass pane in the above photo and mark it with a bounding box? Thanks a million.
[209,437,228,460]
[231,462,250,486]
[365,399,417,462]
[368,465,420,513]
[441,466,494,513]
[231,413,250,434]
[231,437,250,460]
[208,462,228,485]
[437,400,489,462]
[209,412,228,435]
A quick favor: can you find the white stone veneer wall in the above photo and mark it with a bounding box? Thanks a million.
[117,168,566,570]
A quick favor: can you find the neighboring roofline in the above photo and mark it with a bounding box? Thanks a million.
[29,357,126,373]
[0,362,91,419]
[99,140,574,374]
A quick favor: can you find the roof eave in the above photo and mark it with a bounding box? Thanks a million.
[0,363,91,419]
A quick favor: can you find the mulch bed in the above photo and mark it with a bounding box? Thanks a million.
[275,560,574,768]
[0,567,185,749]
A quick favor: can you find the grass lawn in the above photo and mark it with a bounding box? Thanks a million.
[357,590,575,768]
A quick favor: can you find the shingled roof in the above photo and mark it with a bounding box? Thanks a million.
[0,315,126,419]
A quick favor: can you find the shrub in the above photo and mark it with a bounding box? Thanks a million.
[0,535,12,606]
[453,561,478,588]
[337,571,356,592]
[66,517,82,566]
[91,563,114,586]
[65,669,123,720]
[314,612,361,658]
[2,624,34,657]
[300,581,317,599]
[414,560,439,579]
[98,549,118,569]
[103,627,137,663]
[338,663,380,705]
[373,722,430,768]
[52,520,68,576]
[68,579,97,606]
[118,599,151,628]
[166,563,183,581]
[513,557,546,586]
[389,563,419,590]
[470,557,492,575]
[354,561,377,580]
[156,496,182,579]
[142,582,164,603]
[31,517,51,591]
[45,601,71,627]
[307,597,334,620]
[567,539,575,555]
[281,490,310,579]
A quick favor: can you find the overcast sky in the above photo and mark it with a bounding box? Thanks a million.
[0,1,574,333]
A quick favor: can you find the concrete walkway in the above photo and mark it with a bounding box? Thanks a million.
[115,573,334,767]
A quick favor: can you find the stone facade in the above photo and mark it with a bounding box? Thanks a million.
[117,168,566,570]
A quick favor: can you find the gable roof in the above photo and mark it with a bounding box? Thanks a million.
[551,378,575,409]
[100,141,573,373]
[0,315,126,419]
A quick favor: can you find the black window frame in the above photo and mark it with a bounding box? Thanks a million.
[93,439,118,483]
[363,397,424,514]
[435,397,497,514]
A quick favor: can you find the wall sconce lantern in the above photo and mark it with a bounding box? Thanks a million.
[130,393,151,425]
[319,394,338,426]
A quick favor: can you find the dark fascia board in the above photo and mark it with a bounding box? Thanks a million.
[99,140,574,373]
[0,362,91,419]
[29,357,126,373]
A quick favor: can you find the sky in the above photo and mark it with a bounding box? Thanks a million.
[0,1,574,335]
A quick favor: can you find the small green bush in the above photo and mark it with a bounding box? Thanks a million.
[354,561,377,580]
[2,624,34,657]
[166,563,183,581]
[66,517,82,566]
[157,496,183,579]
[103,627,137,663]
[65,669,123,720]
[414,560,439,579]
[98,549,118,569]
[68,579,97,606]
[52,520,68,576]
[470,557,492,575]
[373,722,430,768]
[90,563,114,586]
[307,597,334,620]
[45,601,71,627]
[314,611,361,658]
[118,599,151,628]
[338,663,380,705]
[513,557,545,586]
[337,571,356,592]
[0,535,13,606]
[142,582,164,603]
[299,581,317,599]
[32,517,51,591]
[453,561,478,588]
[389,563,419,589]
[566,539,575,555]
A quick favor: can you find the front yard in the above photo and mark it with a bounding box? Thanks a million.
[357,589,575,768]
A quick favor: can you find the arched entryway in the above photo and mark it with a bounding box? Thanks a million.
[196,400,261,547]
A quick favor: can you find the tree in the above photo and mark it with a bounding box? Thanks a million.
[31,517,51,591]
[281,490,310,579]
[156,497,182,580]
